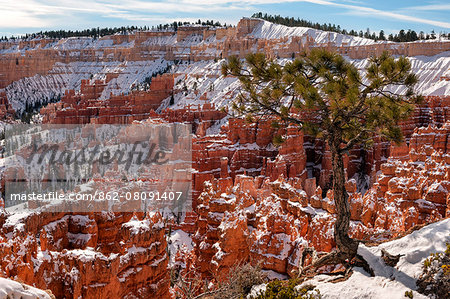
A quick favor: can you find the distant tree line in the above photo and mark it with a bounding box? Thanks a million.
[251,12,448,42]
[19,95,61,123]
[131,63,174,92]
[2,26,140,41]
[0,19,227,41]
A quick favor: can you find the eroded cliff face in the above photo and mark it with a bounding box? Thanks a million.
[2,99,446,296]
[0,17,449,298]
[182,122,449,279]
[0,17,449,116]
[40,74,174,124]
[5,17,447,93]
[0,211,169,298]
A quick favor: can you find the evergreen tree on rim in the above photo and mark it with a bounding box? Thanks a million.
[222,49,422,271]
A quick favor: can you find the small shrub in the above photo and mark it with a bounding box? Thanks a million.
[45,289,56,299]
[404,290,413,298]
[254,279,321,299]
[213,263,268,299]
[416,243,450,299]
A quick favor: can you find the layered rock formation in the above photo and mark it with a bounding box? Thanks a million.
[0,16,449,298]
[183,122,449,279]
[0,17,448,117]
[0,211,169,298]
[0,91,14,120]
[41,74,174,124]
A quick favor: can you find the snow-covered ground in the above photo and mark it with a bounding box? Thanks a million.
[4,59,171,114]
[249,19,378,47]
[249,218,450,299]
[4,49,448,119]
[161,51,450,116]
[168,229,194,267]
[0,277,52,299]
[351,51,450,97]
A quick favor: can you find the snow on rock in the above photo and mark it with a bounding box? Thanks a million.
[0,18,449,299]
[0,277,52,299]
[159,60,240,111]
[297,218,450,299]
[0,211,170,298]
[1,18,448,117]
[4,59,171,114]
[187,135,449,279]
[163,52,449,118]
[122,213,165,234]
[168,229,194,267]
[250,19,377,47]
[351,51,450,96]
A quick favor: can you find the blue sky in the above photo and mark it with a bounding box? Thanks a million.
[1,0,449,37]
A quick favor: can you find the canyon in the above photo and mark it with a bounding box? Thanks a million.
[0,17,449,298]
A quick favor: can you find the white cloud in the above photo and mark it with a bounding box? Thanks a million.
[0,0,248,29]
[336,5,450,29]
[184,0,450,28]
[103,0,245,14]
[0,0,449,31]
[283,0,450,28]
[116,0,450,28]
[294,0,450,28]
[405,4,450,11]
[0,0,118,28]
[0,10,50,28]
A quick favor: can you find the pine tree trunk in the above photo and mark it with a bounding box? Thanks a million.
[329,134,359,259]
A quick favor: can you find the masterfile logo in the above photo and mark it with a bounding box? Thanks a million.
[3,123,192,213]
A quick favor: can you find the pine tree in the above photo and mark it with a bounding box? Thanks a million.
[222,49,422,270]
[431,30,436,39]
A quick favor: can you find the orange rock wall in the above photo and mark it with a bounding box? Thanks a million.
[0,91,14,119]
[1,18,448,90]
[186,122,449,278]
[0,212,169,299]
[1,17,449,295]
[41,74,174,124]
